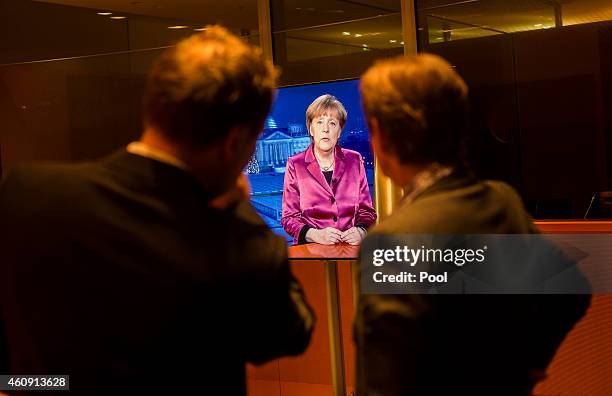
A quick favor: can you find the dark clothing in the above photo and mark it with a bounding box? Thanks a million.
[355,171,591,396]
[0,317,6,374]
[323,170,333,185]
[0,150,314,395]
[297,224,312,245]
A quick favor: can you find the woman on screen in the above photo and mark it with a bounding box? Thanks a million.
[281,94,376,245]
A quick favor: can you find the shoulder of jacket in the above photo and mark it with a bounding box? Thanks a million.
[484,180,523,203]
[287,151,307,166]
[3,161,94,189]
[340,147,361,160]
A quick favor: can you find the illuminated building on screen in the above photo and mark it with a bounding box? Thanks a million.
[254,117,310,172]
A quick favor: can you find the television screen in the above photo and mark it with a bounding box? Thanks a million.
[247,79,375,244]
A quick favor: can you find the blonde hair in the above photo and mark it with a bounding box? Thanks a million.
[305,94,347,136]
[360,53,469,165]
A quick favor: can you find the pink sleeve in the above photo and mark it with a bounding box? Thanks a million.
[356,157,377,227]
[281,159,307,240]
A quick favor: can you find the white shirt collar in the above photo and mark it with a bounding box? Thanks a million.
[126,142,188,170]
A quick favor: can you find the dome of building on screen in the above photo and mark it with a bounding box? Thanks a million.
[265,116,278,130]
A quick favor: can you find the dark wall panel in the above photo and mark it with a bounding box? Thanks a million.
[427,34,523,191]
[514,24,608,217]
[67,74,143,161]
[425,21,612,218]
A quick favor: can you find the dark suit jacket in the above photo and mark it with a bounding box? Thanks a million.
[0,150,314,395]
[355,171,590,396]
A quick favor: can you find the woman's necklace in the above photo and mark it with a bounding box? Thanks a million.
[315,150,334,171]
[320,160,334,171]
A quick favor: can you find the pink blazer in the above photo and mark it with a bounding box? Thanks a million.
[281,145,377,243]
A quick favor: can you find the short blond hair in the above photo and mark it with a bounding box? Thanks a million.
[305,94,347,136]
[143,25,278,146]
[360,53,469,165]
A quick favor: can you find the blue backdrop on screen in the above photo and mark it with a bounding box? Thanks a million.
[247,78,374,243]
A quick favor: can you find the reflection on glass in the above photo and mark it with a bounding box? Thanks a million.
[271,0,400,31]
[418,0,557,44]
[0,50,152,170]
[1,0,259,64]
[417,0,612,45]
[272,8,403,85]
[280,13,403,62]
[425,14,504,43]
[1,0,261,174]
[415,0,612,220]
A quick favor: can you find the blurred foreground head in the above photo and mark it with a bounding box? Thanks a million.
[144,25,277,146]
[142,26,277,194]
[360,54,469,182]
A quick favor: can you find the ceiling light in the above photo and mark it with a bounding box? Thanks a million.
[97,12,112,16]
[354,33,362,37]
[389,39,397,43]
[342,31,351,36]
[110,16,126,20]
[362,44,368,47]
[168,25,189,29]
[194,28,207,32]
[400,41,404,45]
[534,23,543,27]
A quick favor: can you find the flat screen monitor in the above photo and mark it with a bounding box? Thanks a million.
[248,78,374,244]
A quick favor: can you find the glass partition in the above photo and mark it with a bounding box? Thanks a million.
[271,0,403,85]
[416,0,612,219]
[0,0,259,174]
